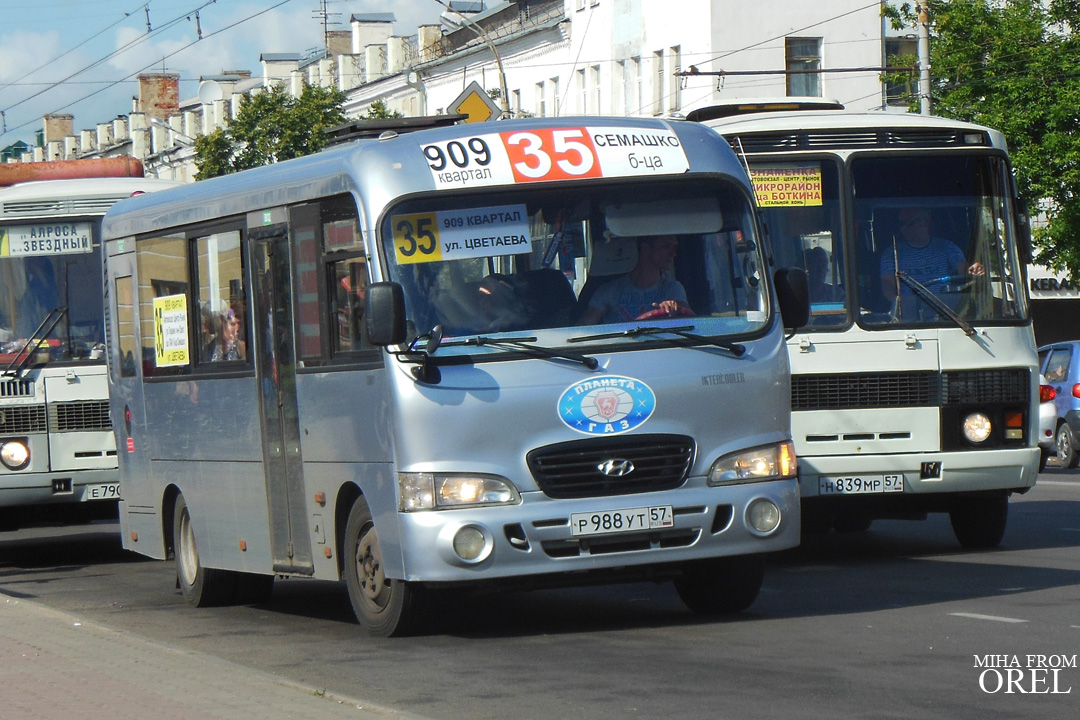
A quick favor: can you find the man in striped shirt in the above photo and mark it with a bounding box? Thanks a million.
[880,208,983,311]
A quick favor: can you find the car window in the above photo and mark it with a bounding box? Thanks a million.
[1045,348,1072,383]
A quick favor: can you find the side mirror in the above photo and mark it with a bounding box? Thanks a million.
[773,267,810,331]
[1016,197,1033,265]
[365,282,407,347]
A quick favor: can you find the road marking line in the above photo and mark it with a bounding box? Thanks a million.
[1036,480,1080,487]
[949,613,1028,624]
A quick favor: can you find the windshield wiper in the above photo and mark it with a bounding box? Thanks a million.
[442,335,599,370]
[896,272,976,337]
[568,324,746,357]
[2,306,67,378]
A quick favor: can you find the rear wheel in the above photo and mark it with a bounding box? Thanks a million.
[949,492,1009,550]
[173,494,237,606]
[343,496,424,637]
[673,555,765,615]
[1056,424,1080,469]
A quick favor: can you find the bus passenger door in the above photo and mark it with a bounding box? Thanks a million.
[249,222,314,575]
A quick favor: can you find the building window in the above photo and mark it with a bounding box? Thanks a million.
[786,37,822,97]
[653,50,664,115]
[550,77,561,116]
[536,81,546,116]
[511,89,521,115]
[630,56,641,115]
[577,68,587,114]
[670,45,682,112]
[590,65,601,114]
[885,37,918,106]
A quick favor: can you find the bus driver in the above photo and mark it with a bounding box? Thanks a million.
[579,234,689,324]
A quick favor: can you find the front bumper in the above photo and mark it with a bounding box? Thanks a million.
[393,475,800,583]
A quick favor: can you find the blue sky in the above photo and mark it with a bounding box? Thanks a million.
[0,0,443,148]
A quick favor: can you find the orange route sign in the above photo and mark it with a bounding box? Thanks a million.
[748,164,823,207]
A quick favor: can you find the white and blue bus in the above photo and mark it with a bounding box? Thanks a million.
[102,116,809,636]
[697,101,1039,548]
[0,162,180,531]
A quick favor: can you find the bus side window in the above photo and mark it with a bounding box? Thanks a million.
[331,256,373,352]
[137,235,190,377]
[194,230,246,365]
[113,275,137,378]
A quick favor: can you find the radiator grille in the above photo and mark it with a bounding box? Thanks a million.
[943,369,1029,404]
[793,368,1031,411]
[0,379,35,398]
[792,371,939,410]
[527,434,694,499]
[50,400,112,432]
[0,404,47,433]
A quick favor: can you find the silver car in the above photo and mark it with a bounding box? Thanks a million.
[1038,374,1056,471]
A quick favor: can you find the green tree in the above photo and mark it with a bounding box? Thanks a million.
[887,1,1080,273]
[366,99,403,119]
[194,83,347,180]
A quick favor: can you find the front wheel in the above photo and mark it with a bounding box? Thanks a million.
[673,555,765,615]
[343,496,424,637]
[949,492,1009,550]
[1056,424,1080,469]
[173,494,237,606]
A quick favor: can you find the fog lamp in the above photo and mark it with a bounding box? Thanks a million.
[0,440,30,470]
[452,526,490,562]
[746,498,781,535]
[962,412,992,444]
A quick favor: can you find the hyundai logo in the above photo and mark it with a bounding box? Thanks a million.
[598,458,635,477]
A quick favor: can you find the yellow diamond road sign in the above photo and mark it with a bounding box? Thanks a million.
[448,80,503,123]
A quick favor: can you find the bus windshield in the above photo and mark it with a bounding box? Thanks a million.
[853,154,1027,328]
[0,242,105,363]
[760,154,1027,331]
[380,178,769,353]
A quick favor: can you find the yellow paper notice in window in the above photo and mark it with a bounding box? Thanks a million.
[749,165,823,207]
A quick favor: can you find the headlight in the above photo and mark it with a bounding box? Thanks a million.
[708,441,797,486]
[962,412,992,444]
[398,472,520,511]
[0,440,30,470]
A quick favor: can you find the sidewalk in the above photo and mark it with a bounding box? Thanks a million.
[0,595,429,720]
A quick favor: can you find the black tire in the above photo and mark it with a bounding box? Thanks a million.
[673,555,765,615]
[173,494,237,606]
[949,492,1009,550]
[1056,424,1080,469]
[343,496,424,637]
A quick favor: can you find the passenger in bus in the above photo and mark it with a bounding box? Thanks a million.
[578,234,689,324]
[208,307,245,362]
[880,208,984,306]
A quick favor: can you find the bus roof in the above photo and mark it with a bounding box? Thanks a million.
[101,116,750,241]
[700,109,1008,151]
[0,176,184,220]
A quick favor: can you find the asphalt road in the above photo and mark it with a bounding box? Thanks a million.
[2,469,1078,720]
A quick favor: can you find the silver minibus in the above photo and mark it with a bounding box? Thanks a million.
[102,116,808,635]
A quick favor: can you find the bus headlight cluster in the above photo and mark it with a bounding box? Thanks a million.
[398,472,520,511]
[962,412,992,444]
[0,440,30,471]
[707,441,797,486]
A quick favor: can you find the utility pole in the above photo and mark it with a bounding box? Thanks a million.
[916,2,932,115]
[431,0,509,115]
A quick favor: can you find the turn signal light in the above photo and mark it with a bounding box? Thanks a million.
[1072,384,1080,399]
[1040,385,1056,403]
